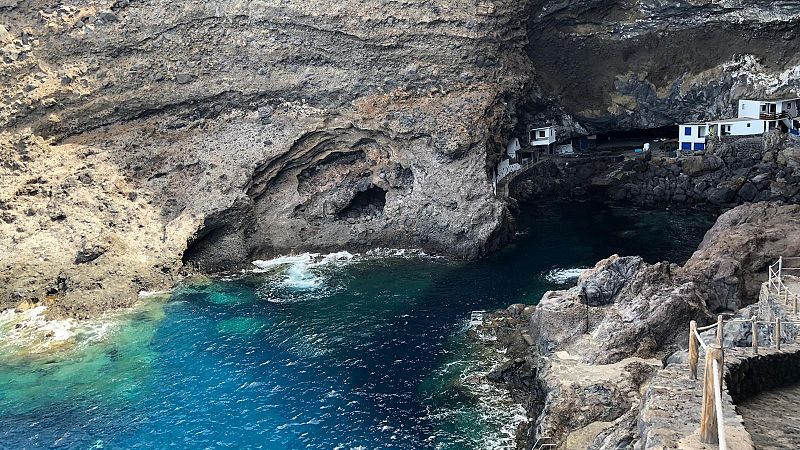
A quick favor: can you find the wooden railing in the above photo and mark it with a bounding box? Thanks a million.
[686,256,800,448]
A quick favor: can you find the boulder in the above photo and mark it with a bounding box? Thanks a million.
[682,155,724,177]
[707,185,736,204]
[737,182,759,202]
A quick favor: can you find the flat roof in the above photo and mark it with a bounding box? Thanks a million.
[680,122,706,126]
[709,117,762,123]
[741,97,800,103]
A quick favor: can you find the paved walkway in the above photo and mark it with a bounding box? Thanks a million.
[738,381,800,449]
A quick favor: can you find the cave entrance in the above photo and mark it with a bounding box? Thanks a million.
[338,186,387,220]
[593,125,679,155]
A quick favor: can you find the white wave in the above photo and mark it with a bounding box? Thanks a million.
[545,267,589,284]
[363,247,437,258]
[252,251,355,291]
[138,289,171,298]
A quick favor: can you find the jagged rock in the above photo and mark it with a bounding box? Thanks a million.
[578,256,645,306]
[74,245,108,265]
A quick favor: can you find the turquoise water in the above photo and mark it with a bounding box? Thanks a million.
[0,201,716,449]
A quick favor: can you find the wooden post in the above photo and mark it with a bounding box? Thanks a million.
[689,321,699,380]
[700,345,724,444]
[752,317,759,355]
[716,315,724,350]
[775,317,782,351]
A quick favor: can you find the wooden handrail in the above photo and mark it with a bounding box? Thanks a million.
[687,256,799,447]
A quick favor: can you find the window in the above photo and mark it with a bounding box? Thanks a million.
[761,104,768,112]
[694,143,705,151]
[681,142,692,150]
[538,130,546,138]
[685,127,692,136]
[698,126,706,137]
[747,123,751,127]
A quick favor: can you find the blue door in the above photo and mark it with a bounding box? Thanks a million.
[693,143,705,151]
[681,142,692,150]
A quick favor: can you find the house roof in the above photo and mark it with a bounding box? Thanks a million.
[741,97,800,103]
[709,117,762,123]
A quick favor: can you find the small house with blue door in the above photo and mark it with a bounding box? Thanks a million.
[678,123,708,153]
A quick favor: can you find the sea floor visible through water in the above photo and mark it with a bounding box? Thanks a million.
[0,201,718,449]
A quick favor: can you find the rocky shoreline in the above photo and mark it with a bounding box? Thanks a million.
[477,201,800,449]
[512,131,800,209]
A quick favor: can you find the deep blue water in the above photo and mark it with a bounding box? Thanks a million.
[0,201,717,449]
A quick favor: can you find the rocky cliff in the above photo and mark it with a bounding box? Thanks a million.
[521,0,800,136]
[485,201,800,448]
[1,0,531,315]
[2,0,800,316]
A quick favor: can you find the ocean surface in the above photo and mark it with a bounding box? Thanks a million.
[0,201,717,449]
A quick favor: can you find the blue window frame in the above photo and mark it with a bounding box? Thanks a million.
[684,127,692,136]
[694,143,705,151]
[681,142,692,150]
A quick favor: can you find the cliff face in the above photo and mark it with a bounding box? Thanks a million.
[2,0,800,315]
[1,0,530,314]
[522,0,800,134]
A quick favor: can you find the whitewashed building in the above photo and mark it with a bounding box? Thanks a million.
[506,137,522,158]
[707,117,774,140]
[529,126,556,154]
[679,123,708,152]
[738,98,800,120]
[678,96,800,150]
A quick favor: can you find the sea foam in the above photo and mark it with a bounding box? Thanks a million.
[545,267,588,284]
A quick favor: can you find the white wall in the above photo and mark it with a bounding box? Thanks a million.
[739,100,761,119]
[496,158,521,181]
[727,120,765,136]
[506,138,521,157]
[679,124,707,151]
[529,127,556,146]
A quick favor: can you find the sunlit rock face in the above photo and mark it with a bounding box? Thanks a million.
[1,0,532,310]
[520,0,800,135]
[2,0,800,314]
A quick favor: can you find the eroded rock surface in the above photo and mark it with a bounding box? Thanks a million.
[1,0,531,313]
[487,202,800,448]
[522,0,800,135]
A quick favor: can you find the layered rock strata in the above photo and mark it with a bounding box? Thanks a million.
[1,0,531,315]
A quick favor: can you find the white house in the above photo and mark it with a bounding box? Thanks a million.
[529,126,556,148]
[506,137,522,158]
[706,117,775,140]
[679,96,800,149]
[738,98,800,120]
[679,123,708,152]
